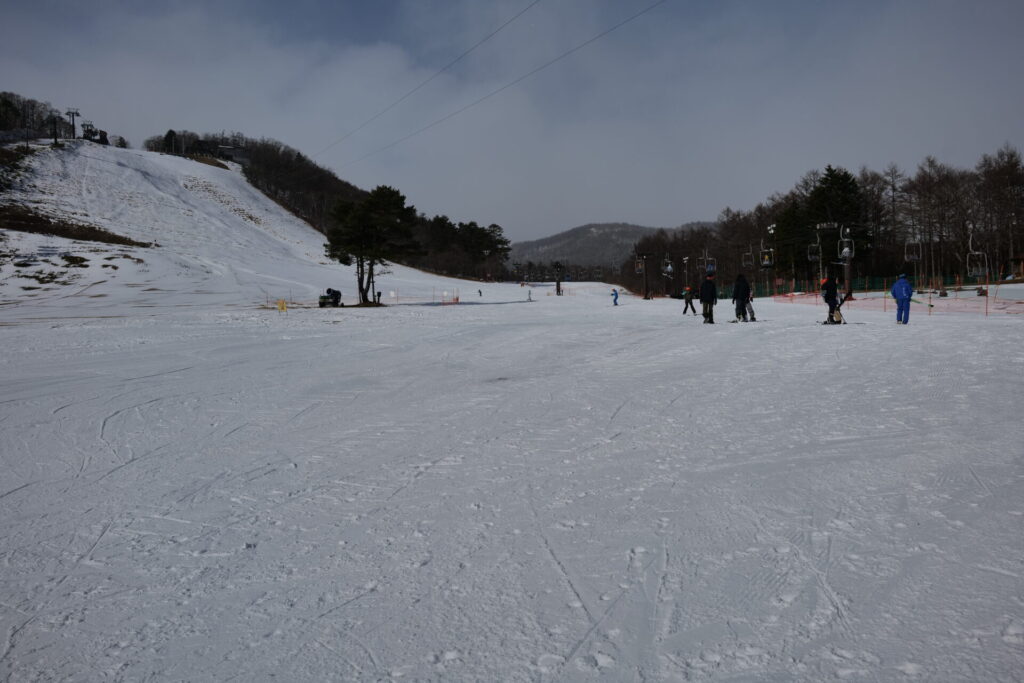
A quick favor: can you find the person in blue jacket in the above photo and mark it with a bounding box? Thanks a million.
[891,273,913,324]
[611,288,619,305]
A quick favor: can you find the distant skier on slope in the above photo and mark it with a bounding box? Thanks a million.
[732,273,751,322]
[891,273,913,324]
[611,288,619,306]
[699,272,717,324]
[683,286,697,315]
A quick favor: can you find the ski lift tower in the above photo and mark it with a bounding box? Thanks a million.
[811,222,835,283]
[635,252,652,299]
[760,225,776,295]
[760,225,776,269]
[837,225,854,299]
[49,110,60,145]
[65,108,79,139]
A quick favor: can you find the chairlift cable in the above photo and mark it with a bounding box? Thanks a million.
[339,0,672,170]
[313,0,544,159]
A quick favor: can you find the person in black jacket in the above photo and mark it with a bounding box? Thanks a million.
[732,274,751,322]
[699,272,718,324]
[821,275,839,323]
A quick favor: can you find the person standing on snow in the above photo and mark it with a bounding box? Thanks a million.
[891,273,913,324]
[732,273,751,322]
[821,274,839,324]
[611,288,619,306]
[682,286,697,315]
[699,272,717,324]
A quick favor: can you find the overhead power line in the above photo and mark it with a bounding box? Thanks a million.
[338,0,671,170]
[314,0,543,158]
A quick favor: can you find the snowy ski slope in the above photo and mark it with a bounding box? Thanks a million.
[0,141,477,313]
[1,143,1023,681]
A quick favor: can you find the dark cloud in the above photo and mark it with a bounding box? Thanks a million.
[4,0,1022,241]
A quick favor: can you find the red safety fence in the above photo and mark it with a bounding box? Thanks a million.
[772,284,1024,317]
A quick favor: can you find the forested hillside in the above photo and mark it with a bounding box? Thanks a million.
[141,129,512,283]
[616,152,1024,297]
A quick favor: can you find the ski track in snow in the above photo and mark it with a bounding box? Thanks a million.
[1,142,1023,681]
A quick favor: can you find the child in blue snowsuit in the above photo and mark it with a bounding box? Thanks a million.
[891,274,913,324]
[611,288,619,305]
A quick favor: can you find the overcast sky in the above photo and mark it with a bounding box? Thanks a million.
[4,0,1023,242]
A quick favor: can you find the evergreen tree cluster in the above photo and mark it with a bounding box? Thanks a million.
[325,187,511,304]
[404,215,511,281]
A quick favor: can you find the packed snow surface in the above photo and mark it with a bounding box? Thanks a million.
[2,143,1023,681]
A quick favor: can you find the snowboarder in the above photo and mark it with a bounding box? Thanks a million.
[611,288,619,306]
[732,274,751,322]
[683,286,697,315]
[821,275,839,324]
[699,272,717,324]
[891,273,913,324]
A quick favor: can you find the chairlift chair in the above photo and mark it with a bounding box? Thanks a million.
[807,243,821,262]
[966,230,988,279]
[967,251,988,279]
[904,242,922,262]
[838,238,854,261]
[741,248,754,268]
[759,248,775,268]
[696,249,716,275]
[634,258,644,274]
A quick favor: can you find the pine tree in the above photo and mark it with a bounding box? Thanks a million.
[325,186,418,304]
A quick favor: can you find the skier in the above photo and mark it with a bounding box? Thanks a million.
[682,286,697,315]
[732,274,751,322]
[821,275,839,324]
[891,273,913,324]
[699,272,717,324]
[746,293,757,322]
[611,288,619,306]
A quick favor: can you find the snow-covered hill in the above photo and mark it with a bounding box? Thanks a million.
[0,141,479,313]
[2,142,1023,682]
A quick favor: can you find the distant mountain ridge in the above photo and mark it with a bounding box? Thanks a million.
[510,222,713,266]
